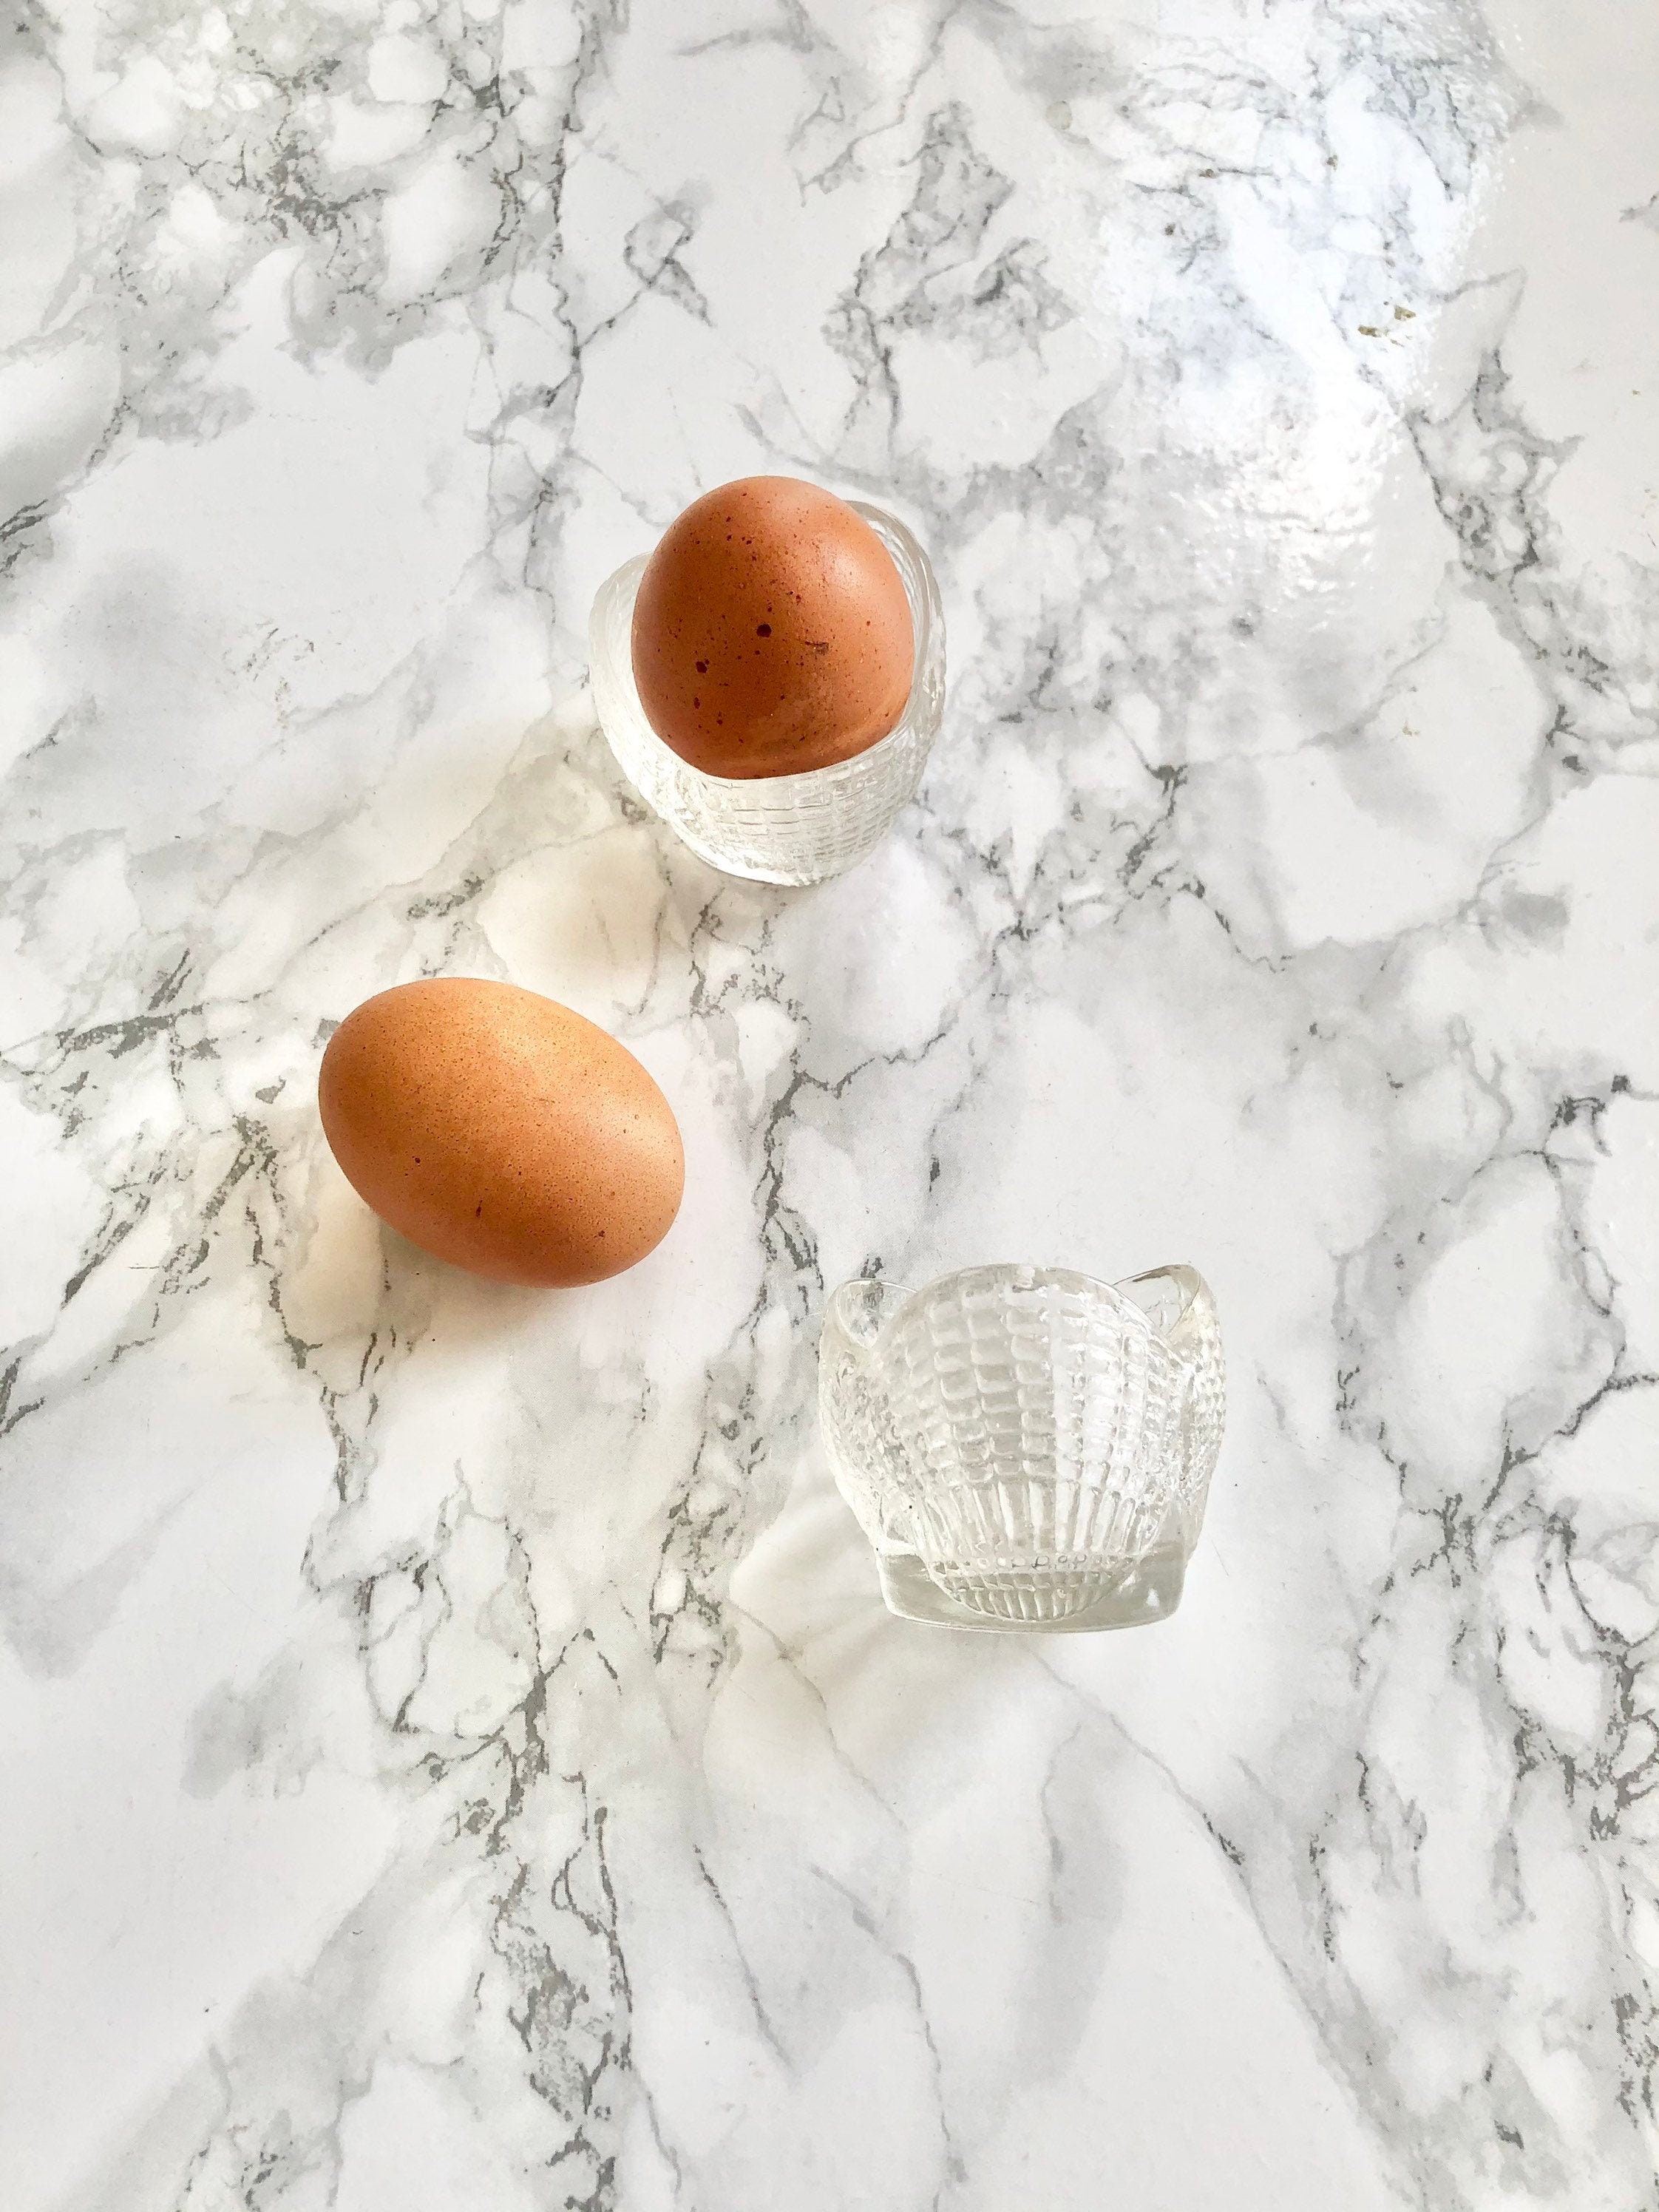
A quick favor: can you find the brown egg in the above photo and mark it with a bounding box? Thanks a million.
[631,475,915,779]
[318,978,683,1287]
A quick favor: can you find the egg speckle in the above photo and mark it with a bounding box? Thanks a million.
[631,475,914,778]
[318,978,683,1286]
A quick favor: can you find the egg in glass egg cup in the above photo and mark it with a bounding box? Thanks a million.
[589,482,946,886]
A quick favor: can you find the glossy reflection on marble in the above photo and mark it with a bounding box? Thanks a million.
[1,1,1656,2208]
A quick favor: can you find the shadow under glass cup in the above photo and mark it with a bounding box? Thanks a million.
[818,1262,1227,1633]
[588,502,946,886]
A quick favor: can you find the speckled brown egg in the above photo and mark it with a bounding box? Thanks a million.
[317,978,683,1287]
[631,475,915,779]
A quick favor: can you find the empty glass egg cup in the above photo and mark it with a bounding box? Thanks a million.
[588,502,946,886]
[818,1262,1226,1632]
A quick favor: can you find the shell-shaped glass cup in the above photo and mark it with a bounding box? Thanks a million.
[588,502,946,886]
[819,1263,1225,1632]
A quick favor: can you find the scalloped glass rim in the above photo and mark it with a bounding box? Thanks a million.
[824,1262,1215,1363]
[588,500,946,886]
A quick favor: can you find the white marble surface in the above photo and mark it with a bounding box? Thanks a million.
[2,0,1657,2205]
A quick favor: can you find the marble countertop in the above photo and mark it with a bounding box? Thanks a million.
[4,1,1657,2206]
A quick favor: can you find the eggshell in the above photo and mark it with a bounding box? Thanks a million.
[631,475,914,779]
[317,978,683,1287]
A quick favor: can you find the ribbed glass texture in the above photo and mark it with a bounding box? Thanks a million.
[820,1264,1225,1632]
[588,502,946,886]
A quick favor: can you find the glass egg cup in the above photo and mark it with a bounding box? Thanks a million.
[819,1262,1226,1633]
[588,501,946,887]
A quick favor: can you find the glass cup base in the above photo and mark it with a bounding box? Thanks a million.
[875,1541,1188,1634]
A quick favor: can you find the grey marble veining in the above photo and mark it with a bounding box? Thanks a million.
[1,0,1656,2206]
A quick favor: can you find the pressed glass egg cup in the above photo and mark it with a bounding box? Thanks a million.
[819,1263,1226,1632]
[588,502,946,886]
